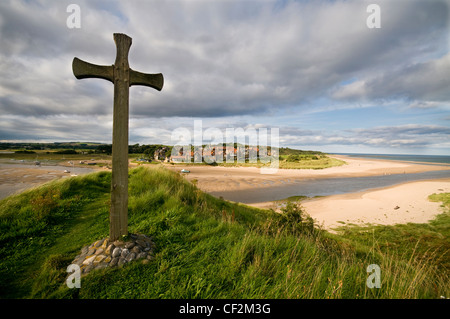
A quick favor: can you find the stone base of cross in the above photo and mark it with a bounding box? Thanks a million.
[72,33,163,241]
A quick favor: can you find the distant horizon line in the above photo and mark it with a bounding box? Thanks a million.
[0,141,449,157]
[332,152,450,156]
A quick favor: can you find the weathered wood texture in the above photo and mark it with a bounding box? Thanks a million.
[72,33,163,241]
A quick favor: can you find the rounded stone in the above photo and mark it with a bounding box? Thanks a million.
[130,234,138,240]
[74,255,86,265]
[83,264,93,274]
[105,244,115,255]
[70,235,155,274]
[101,239,110,250]
[112,247,121,258]
[93,239,104,248]
[126,252,136,262]
[83,255,96,265]
[94,255,106,264]
[113,240,125,247]
[96,262,109,270]
[136,240,148,248]
[137,252,147,259]
[121,248,129,258]
[80,246,89,255]
[110,257,119,267]
[118,257,126,267]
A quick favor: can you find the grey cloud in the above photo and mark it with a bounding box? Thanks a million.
[0,0,449,147]
[2,0,448,120]
[333,53,450,105]
[0,114,112,142]
[279,124,450,150]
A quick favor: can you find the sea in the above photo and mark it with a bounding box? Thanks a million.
[333,153,450,165]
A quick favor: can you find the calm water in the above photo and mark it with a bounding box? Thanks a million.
[212,169,450,204]
[334,153,450,165]
[0,162,97,175]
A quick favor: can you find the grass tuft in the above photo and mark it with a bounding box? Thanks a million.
[0,167,448,299]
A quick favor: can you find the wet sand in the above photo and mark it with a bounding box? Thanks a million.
[163,155,450,230]
[250,179,450,231]
[2,155,449,232]
[163,155,450,194]
[300,179,450,230]
[0,161,100,200]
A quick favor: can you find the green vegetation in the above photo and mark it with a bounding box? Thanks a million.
[334,193,450,266]
[1,143,346,170]
[279,155,345,169]
[0,151,110,164]
[0,141,102,152]
[54,149,79,155]
[0,167,448,299]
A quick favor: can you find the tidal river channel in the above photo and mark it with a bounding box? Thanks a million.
[210,169,450,204]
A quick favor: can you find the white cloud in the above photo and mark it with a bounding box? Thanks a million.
[278,124,450,151]
[0,0,448,154]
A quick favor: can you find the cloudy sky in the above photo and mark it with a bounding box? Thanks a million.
[0,0,449,155]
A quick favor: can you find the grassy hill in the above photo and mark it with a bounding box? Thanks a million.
[0,166,448,299]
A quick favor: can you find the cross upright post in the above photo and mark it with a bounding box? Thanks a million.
[72,33,163,241]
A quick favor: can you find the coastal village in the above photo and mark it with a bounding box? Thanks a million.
[155,145,274,163]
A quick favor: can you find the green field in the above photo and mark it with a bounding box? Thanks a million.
[0,166,448,299]
[0,144,346,171]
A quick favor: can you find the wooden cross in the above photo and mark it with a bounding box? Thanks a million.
[72,33,163,241]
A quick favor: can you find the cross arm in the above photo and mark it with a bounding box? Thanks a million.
[72,57,114,83]
[130,69,164,91]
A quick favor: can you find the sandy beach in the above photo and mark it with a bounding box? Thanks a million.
[164,155,450,194]
[249,179,450,232]
[1,155,449,232]
[298,179,450,231]
[0,161,101,200]
[164,155,450,230]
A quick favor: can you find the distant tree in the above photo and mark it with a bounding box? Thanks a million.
[287,154,299,162]
[96,144,112,155]
[54,149,78,154]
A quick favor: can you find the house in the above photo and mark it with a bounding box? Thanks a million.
[154,147,169,161]
[170,155,188,163]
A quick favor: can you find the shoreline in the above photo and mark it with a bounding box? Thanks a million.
[163,154,450,194]
[0,161,102,200]
[2,155,449,232]
[245,177,450,217]
[300,178,450,231]
[330,153,450,167]
[163,155,450,230]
